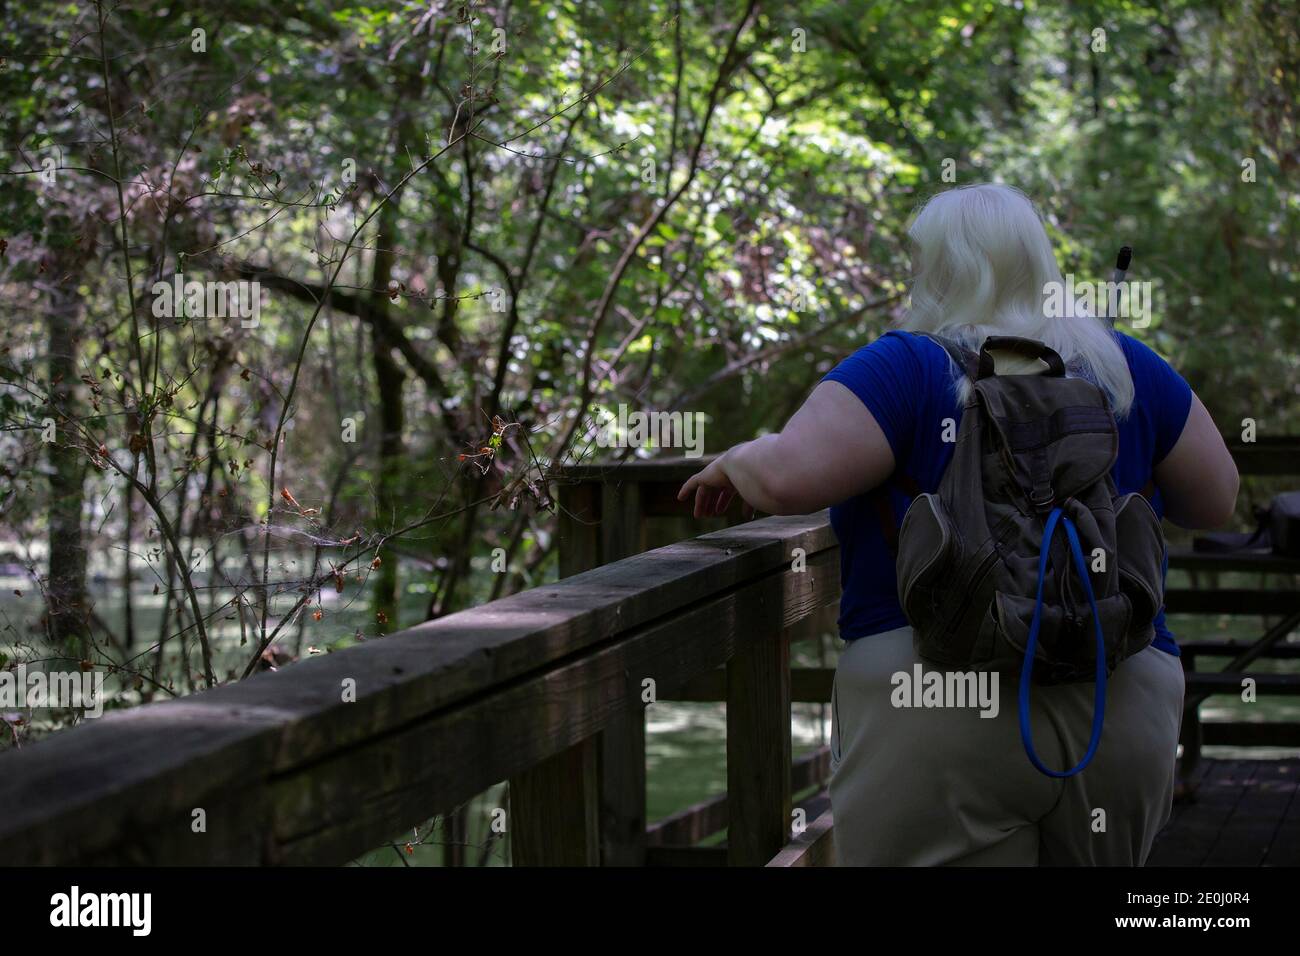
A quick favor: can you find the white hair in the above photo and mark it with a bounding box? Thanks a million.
[898,183,1134,417]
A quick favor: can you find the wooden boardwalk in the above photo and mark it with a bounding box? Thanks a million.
[1148,759,1300,866]
[0,440,1295,866]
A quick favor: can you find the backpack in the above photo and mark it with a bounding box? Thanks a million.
[891,335,1167,777]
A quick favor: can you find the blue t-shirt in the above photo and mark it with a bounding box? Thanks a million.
[822,330,1193,655]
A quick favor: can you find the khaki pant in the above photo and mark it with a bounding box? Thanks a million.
[828,626,1184,866]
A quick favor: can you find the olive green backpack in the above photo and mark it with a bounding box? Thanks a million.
[894,335,1167,777]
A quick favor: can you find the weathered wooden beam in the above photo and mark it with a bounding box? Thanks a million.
[647,794,730,848]
[1201,722,1300,748]
[667,666,834,703]
[262,550,842,864]
[645,746,832,847]
[767,803,835,868]
[0,513,838,865]
[726,625,791,866]
[1185,672,1300,695]
[600,479,644,565]
[510,737,600,866]
[557,481,601,577]
[1165,589,1300,615]
[560,455,718,485]
[598,708,647,866]
[1168,549,1300,574]
[591,478,649,866]
[1228,437,1300,476]
[1179,641,1300,659]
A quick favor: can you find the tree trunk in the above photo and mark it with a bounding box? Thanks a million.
[45,287,90,659]
[368,201,405,635]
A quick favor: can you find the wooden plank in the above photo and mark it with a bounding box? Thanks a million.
[598,708,647,866]
[1149,760,1253,866]
[784,602,839,644]
[1264,762,1300,865]
[0,537,840,865]
[1201,723,1300,748]
[1165,590,1300,615]
[560,455,718,484]
[557,481,601,577]
[646,747,832,847]
[509,737,600,866]
[1169,549,1300,574]
[1203,760,1292,867]
[264,549,840,865]
[768,803,835,868]
[642,480,696,518]
[668,666,834,703]
[600,479,644,564]
[1179,641,1300,660]
[726,625,791,866]
[1228,437,1300,476]
[592,478,648,866]
[1185,673,1300,696]
[647,793,730,848]
[792,747,833,795]
[0,512,837,864]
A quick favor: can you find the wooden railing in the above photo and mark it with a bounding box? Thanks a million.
[556,438,1300,813]
[0,509,839,866]
[1,437,1294,866]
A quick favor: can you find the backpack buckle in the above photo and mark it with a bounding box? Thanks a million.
[1030,488,1055,513]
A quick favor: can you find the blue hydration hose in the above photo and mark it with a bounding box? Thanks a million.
[1017,507,1108,777]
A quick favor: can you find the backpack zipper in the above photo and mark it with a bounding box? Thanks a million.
[935,542,1001,641]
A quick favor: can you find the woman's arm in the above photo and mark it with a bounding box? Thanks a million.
[677,380,896,517]
[1153,392,1240,529]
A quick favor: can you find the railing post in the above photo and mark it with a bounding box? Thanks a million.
[599,700,648,865]
[553,474,650,865]
[600,479,643,564]
[596,478,649,864]
[726,625,792,866]
[509,736,601,866]
[557,481,601,577]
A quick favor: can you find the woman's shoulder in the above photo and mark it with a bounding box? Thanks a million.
[869,328,954,366]
[829,329,938,377]
[1112,332,1191,402]
[1110,332,1193,457]
[1113,331,1180,377]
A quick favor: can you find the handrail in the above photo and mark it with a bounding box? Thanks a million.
[0,512,838,865]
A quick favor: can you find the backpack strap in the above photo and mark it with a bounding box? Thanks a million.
[977,336,1067,379]
[1018,506,1108,778]
[916,332,979,380]
[873,333,970,555]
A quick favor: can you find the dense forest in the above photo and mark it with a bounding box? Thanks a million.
[0,0,1296,743]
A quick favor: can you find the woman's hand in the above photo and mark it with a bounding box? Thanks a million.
[677,451,756,519]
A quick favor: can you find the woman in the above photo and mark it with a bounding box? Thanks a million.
[677,183,1239,865]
